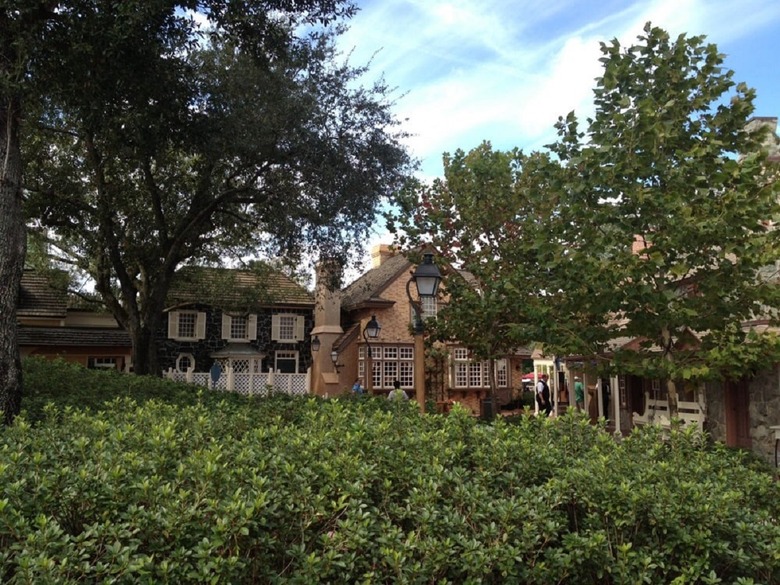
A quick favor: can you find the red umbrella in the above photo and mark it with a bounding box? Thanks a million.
[521,372,536,382]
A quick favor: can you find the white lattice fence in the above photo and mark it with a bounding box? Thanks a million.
[166,368,308,396]
[274,374,308,396]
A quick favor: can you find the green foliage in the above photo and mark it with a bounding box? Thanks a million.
[547,23,780,383]
[16,1,412,375]
[2,358,778,583]
[392,23,780,400]
[390,144,558,360]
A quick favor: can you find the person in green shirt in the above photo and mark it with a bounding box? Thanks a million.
[574,376,585,411]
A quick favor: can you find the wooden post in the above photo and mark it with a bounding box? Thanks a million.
[414,333,426,413]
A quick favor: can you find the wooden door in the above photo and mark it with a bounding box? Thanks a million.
[725,379,752,448]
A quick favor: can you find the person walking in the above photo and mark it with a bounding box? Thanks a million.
[574,376,585,411]
[536,374,552,417]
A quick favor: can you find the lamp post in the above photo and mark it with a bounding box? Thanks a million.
[405,253,442,413]
[362,315,381,394]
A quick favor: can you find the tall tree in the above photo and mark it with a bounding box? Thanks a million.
[547,23,780,415]
[391,143,562,411]
[21,1,413,376]
[0,2,57,423]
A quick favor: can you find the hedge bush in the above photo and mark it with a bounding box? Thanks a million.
[0,358,777,583]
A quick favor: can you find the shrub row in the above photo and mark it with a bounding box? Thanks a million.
[0,358,777,583]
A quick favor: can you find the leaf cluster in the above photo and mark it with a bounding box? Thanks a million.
[391,23,780,381]
[3,358,778,583]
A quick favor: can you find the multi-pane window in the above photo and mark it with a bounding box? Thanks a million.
[178,312,197,338]
[168,311,206,341]
[275,350,298,373]
[496,359,508,387]
[88,357,118,370]
[399,360,414,388]
[469,362,482,387]
[278,315,295,340]
[272,314,304,343]
[410,296,438,328]
[453,348,470,387]
[176,353,195,373]
[421,296,437,319]
[452,348,508,389]
[230,315,248,339]
[222,313,257,342]
[360,344,415,389]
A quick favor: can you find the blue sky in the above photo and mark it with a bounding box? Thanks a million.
[338,0,780,181]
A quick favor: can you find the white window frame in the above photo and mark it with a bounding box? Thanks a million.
[271,314,305,343]
[221,313,258,342]
[168,310,206,341]
[89,357,118,370]
[274,350,299,374]
[452,349,508,389]
[410,297,438,328]
[359,344,415,389]
[176,353,196,373]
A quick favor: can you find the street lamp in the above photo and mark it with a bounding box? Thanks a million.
[406,252,442,413]
[362,315,381,394]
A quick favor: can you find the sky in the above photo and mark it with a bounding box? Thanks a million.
[339,0,780,179]
[333,0,780,264]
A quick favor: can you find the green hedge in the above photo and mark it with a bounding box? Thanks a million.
[0,358,778,583]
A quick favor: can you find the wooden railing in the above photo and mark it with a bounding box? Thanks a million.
[632,392,704,431]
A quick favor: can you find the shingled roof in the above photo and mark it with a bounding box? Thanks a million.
[167,266,313,310]
[18,326,131,347]
[18,271,67,319]
[340,253,412,311]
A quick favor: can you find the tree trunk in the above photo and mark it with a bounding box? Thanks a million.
[129,322,160,376]
[661,325,679,418]
[0,95,27,424]
[486,357,497,421]
[666,378,679,420]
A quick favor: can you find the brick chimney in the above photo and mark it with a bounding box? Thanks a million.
[310,259,344,396]
[371,244,396,268]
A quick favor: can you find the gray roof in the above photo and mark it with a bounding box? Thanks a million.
[340,254,412,310]
[168,266,314,310]
[18,271,67,319]
[18,326,131,347]
[210,343,267,359]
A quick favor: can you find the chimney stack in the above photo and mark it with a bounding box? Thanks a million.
[371,244,395,268]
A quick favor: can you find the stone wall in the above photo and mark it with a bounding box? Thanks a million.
[705,366,780,467]
[157,306,314,374]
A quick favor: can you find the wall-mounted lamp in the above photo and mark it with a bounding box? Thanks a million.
[330,349,343,373]
[311,335,321,352]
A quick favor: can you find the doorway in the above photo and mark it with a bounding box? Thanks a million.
[725,379,751,449]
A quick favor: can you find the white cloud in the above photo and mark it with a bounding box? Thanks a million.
[339,0,780,181]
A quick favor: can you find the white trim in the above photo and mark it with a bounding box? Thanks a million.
[176,353,196,373]
[272,314,304,342]
[168,310,206,341]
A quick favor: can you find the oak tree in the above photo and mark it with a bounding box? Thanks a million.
[21,2,413,377]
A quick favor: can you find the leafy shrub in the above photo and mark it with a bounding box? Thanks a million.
[0,358,777,583]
